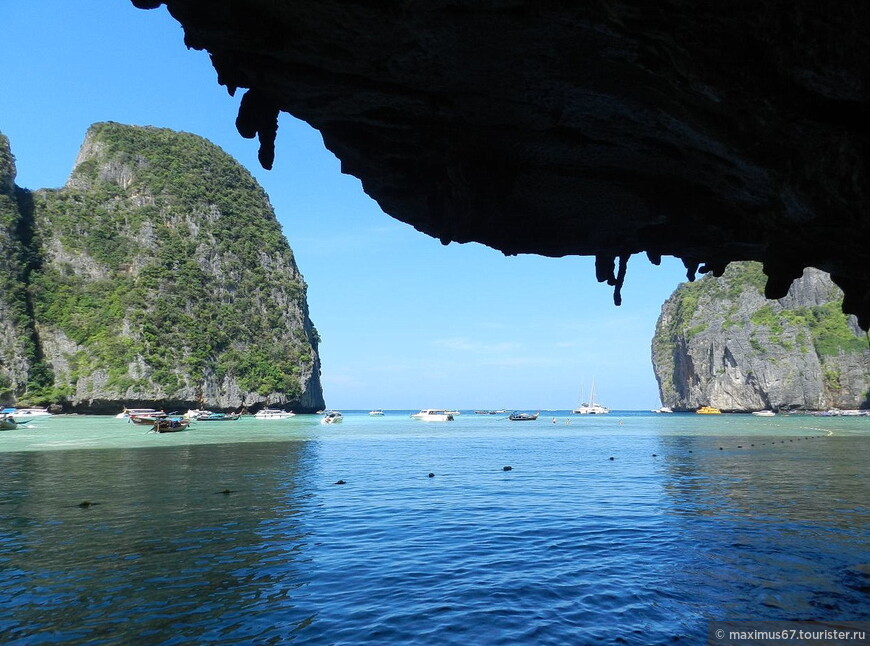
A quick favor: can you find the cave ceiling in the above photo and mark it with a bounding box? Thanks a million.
[132,1,870,328]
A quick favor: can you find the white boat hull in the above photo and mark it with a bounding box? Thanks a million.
[411,409,454,421]
[254,409,296,420]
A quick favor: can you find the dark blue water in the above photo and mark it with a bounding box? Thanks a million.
[1,413,868,644]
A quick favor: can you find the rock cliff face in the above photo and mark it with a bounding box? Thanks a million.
[652,263,870,411]
[0,123,324,413]
[0,135,35,403]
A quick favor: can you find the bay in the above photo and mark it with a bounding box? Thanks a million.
[1,412,868,645]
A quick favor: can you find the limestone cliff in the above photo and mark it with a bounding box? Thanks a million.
[0,134,36,403]
[652,263,870,412]
[0,123,324,413]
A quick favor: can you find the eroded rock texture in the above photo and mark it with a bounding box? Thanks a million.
[652,263,870,412]
[133,1,870,327]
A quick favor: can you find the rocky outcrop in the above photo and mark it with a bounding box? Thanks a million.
[0,123,324,413]
[0,134,35,403]
[652,263,870,412]
[130,1,870,329]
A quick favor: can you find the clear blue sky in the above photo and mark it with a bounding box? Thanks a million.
[1,1,689,410]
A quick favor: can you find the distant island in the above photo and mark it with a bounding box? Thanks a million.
[652,262,870,412]
[0,123,324,413]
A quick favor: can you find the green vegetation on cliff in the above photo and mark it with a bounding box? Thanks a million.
[748,296,866,357]
[0,134,42,402]
[0,134,15,184]
[657,262,864,359]
[2,123,323,409]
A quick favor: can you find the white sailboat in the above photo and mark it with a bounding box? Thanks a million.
[572,380,609,414]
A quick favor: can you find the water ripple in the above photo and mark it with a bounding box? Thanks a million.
[0,415,868,644]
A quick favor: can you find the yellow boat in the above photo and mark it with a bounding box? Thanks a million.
[696,406,722,414]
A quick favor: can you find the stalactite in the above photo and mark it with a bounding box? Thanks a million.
[235,89,280,170]
[595,254,615,285]
[612,254,630,306]
[699,260,728,277]
[682,259,700,282]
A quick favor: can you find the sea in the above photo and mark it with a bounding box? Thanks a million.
[0,411,868,645]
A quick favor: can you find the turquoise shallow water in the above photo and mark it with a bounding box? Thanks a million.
[1,411,868,644]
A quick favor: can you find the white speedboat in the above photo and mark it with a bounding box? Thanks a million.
[8,407,53,420]
[752,410,776,417]
[254,408,295,420]
[184,408,212,419]
[652,406,673,414]
[368,409,384,416]
[410,409,454,421]
[321,410,343,424]
[116,407,160,420]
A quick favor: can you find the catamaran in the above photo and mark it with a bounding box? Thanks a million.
[572,380,609,414]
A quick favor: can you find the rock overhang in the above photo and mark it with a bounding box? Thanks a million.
[131,0,870,328]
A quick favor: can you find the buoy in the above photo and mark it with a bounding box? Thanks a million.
[503,466,512,471]
[428,472,435,478]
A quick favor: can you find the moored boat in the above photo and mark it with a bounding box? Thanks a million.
[573,403,610,414]
[321,410,343,424]
[652,406,673,414]
[6,407,53,420]
[696,406,722,414]
[129,412,169,425]
[368,409,384,416]
[151,417,190,433]
[752,410,776,417]
[509,411,540,421]
[254,408,295,420]
[117,407,161,420]
[573,380,609,414]
[184,408,212,419]
[410,409,454,421]
[0,415,18,431]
